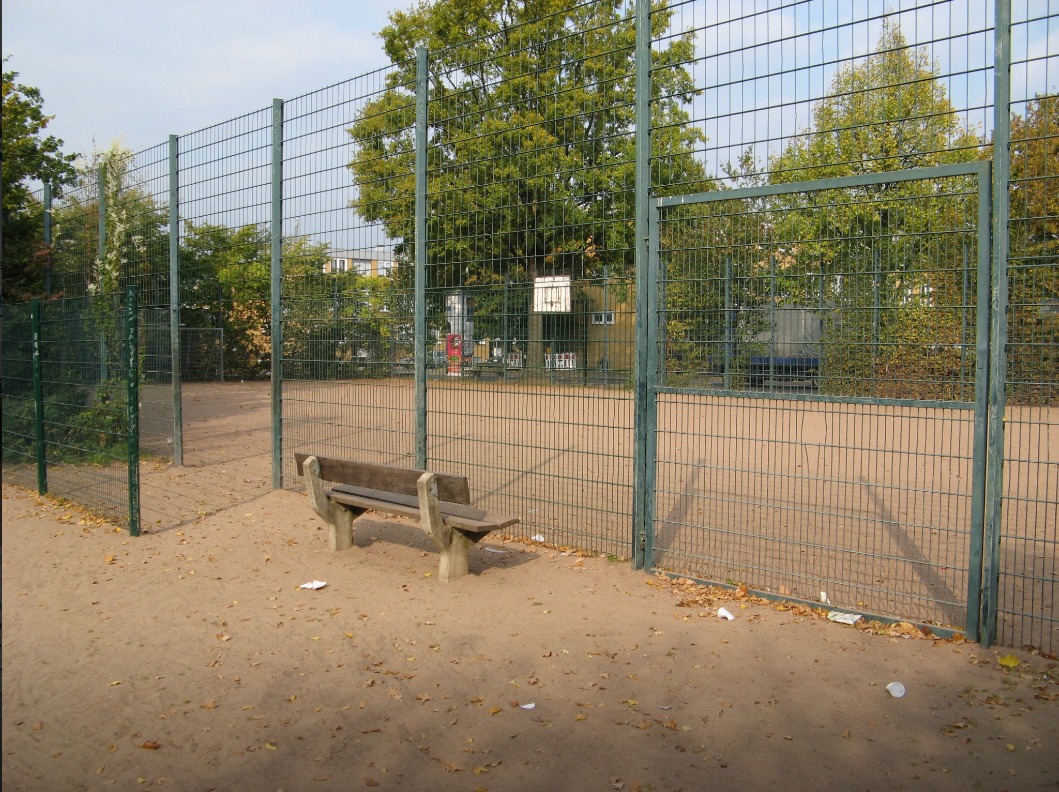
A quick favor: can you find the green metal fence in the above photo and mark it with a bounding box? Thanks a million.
[2,0,1055,653]
[649,163,993,637]
[1,291,141,532]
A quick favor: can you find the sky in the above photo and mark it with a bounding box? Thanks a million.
[2,0,413,158]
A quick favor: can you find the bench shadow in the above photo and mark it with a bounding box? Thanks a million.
[349,516,537,574]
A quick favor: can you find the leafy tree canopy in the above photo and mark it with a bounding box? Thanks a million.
[2,60,78,299]
[2,60,76,215]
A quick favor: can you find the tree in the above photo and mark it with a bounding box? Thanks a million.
[2,60,77,300]
[1008,94,1059,403]
[349,0,709,374]
[765,21,984,398]
[181,223,335,379]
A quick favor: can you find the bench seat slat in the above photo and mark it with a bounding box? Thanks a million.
[327,488,518,534]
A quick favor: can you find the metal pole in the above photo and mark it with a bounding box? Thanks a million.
[31,298,47,494]
[98,167,107,383]
[168,134,183,466]
[724,256,732,390]
[270,98,284,489]
[981,0,1012,647]
[414,47,429,470]
[602,264,610,387]
[126,286,140,536]
[502,277,510,382]
[966,162,994,643]
[632,0,652,569]
[43,184,53,298]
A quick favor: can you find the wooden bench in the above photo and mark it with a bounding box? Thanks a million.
[294,453,520,581]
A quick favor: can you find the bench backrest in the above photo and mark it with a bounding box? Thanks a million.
[294,453,471,504]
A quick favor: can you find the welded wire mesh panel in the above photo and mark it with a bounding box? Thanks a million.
[50,168,101,299]
[655,0,993,192]
[1,302,38,490]
[651,170,986,629]
[998,2,1058,654]
[36,295,133,527]
[416,0,660,554]
[115,143,173,459]
[179,109,273,383]
[281,64,417,480]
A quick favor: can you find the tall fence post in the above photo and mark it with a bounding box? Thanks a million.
[415,47,429,470]
[981,0,1012,648]
[43,184,53,298]
[98,167,108,383]
[632,0,653,569]
[271,98,285,490]
[169,134,183,466]
[31,298,47,495]
[126,286,141,536]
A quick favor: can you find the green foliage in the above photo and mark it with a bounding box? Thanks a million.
[764,21,982,398]
[1008,95,1059,404]
[182,223,338,379]
[2,60,77,300]
[349,0,710,372]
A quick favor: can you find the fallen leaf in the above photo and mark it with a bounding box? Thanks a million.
[139,741,161,750]
[199,701,218,710]
[575,713,588,721]
[365,779,379,787]
[998,654,1020,669]
[265,742,278,751]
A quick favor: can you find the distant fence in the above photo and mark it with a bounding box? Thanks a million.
[2,0,1055,654]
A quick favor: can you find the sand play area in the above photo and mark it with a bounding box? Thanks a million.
[3,465,1058,791]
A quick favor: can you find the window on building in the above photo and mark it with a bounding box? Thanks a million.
[591,311,615,325]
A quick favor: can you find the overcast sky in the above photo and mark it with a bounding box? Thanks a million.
[2,0,412,158]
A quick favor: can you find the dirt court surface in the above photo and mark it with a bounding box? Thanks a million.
[3,473,1058,791]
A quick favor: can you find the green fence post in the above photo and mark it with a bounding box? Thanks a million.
[31,298,47,494]
[43,184,53,298]
[271,98,284,490]
[98,166,108,383]
[126,286,141,537]
[966,162,994,644]
[169,134,183,466]
[631,0,653,570]
[981,0,1012,648]
[415,46,429,470]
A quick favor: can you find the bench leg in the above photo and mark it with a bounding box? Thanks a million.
[417,472,471,581]
[435,531,471,581]
[330,506,355,551]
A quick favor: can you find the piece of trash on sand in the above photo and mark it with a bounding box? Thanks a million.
[299,580,327,590]
[819,591,832,605]
[520,703,536,710]
[717,607,735,621]
[531,534,546,543]
[827,611,862,625]
[886,682,906,698]
[484,547,507,554]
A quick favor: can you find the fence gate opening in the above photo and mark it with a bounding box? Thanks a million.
[645,163,993,637]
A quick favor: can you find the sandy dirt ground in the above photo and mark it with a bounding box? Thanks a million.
[3,474,1058,792]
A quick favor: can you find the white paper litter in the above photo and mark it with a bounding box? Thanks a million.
[827,611,862,625]
[531,534,546,543]
[484,547,507,554]
[819,591,832,605]
[299,580,327,590]
[886,682,906,698]
[717,607,735,621]
[520,703,536,709]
